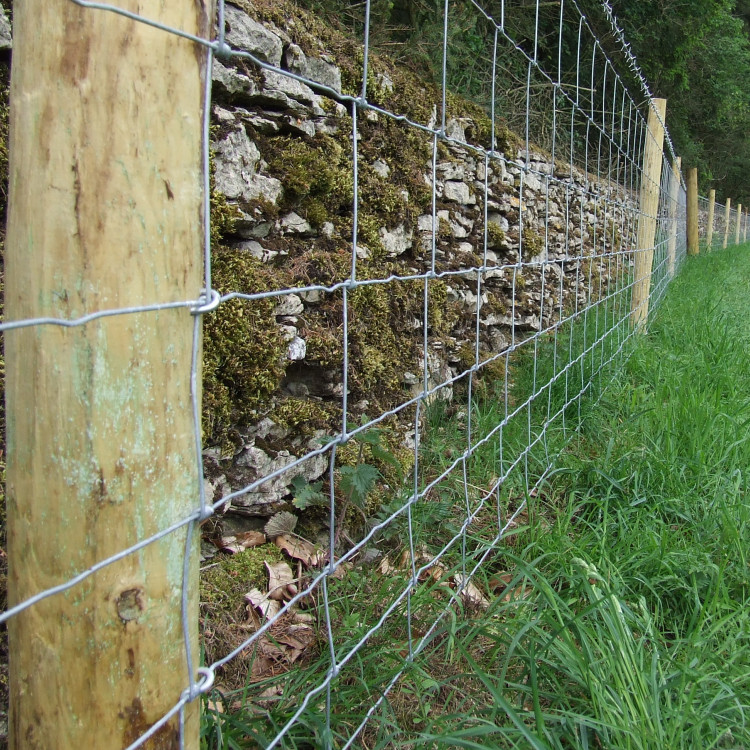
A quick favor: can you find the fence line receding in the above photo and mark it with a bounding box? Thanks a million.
[9,0,745,747]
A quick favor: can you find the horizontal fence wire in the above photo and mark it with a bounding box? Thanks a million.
[11,0,746,747]
[698,194,748,252]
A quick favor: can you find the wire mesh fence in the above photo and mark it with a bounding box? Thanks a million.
[1,0,713,747]
[699,193,748,252]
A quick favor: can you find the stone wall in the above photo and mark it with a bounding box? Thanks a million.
[203,0,640,518]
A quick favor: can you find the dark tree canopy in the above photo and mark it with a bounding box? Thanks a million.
[299,0,750,201]
[607,0,750,203]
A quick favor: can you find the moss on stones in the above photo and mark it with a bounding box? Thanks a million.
[522,227,544,257]
[265,133,353,227]
[272,398,341,435]
[304,324,344,369]
[202,248,289,453]
[487,222,506,250]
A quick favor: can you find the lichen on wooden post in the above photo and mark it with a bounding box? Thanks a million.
[706,189,716,252]
[686,167,699,256]
[5,1,214,748]
[631,98,666,331]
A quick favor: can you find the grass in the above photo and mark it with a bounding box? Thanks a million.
[201,244,750,748]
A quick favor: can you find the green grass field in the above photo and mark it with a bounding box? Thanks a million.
[203,245,750,748]
[398,245,750,749]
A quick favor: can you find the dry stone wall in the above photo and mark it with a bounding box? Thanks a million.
[203,0,640,518]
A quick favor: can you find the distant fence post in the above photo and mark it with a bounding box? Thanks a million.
[686,167,699,255]
[667,156,681,276]
[723,198,732,248]
[5,2,212,748]
[736,204,743,246]
[631,98,667,329]
[745,208,748,243]
[706,189,716,251]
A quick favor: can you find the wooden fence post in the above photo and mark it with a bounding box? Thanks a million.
[631,98,667,330]
[723,198,731,248]
[686,167,699,255]
[736,203,743,246]
[745,208,748,243]
[667,156,681,276]
[706,188,716,251]
[6,2,213,748]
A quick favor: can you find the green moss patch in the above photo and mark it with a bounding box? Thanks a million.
[202,249,289,452]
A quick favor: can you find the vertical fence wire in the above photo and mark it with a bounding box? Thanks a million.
[3,0,733,747]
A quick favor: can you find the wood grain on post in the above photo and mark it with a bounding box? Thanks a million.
[706,189,716,252]
[736,204,742,246]
[631,98,667,330]
[5,1,213,748]
[723,198,731,248]
[686,167,699,255]
[667,156,681,276]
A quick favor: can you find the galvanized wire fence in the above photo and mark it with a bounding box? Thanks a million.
[2,0,700,747]
[699,194,748,251]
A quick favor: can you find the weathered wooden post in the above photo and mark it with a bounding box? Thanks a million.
[686,167,699,256]
[6,1,213,748]
[631,98,666,330]
[736,204,743,246]
[723,198,731,249]
[667,156,681,276]
[745,208,748,243]
[706,188,716,252]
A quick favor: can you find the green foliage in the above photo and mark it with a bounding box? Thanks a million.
[290,418,404,533]
[606,0,750,202]
[291,475,328,510]
[339,463,381,505]
[338,419,401,500]
[201,249,288,452]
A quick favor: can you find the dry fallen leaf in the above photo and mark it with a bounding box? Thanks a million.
[423,563,448,585]
[329,561,352,580]
[292,611,315,625]
[245,587,282,621]
[395,545,433,570]
[265,560,298,601]
[489,572,531,603]
[207,698,225,714]
[453,574,490,609]
[275,533,321,567]
[257,685,283,701]
[264,511,298,538]
[379,556,397,575]
[275,624,316,662]
[220,530,266,553]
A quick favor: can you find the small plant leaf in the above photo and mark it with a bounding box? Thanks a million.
[290,476,327,510]
[339,463,380,505]
[356,428,386,446]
